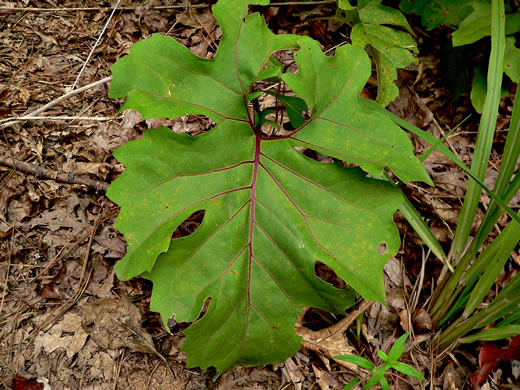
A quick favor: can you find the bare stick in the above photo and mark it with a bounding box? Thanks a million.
[0,76,112,128]
[0,156,109,192]
[72,0,120,90]
[2,115,113,122]
[0,5,208,12]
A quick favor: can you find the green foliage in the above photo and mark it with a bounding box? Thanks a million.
[335,333,425,389]
[108,0,430,372]
[401,0,520,112]
[452,1,520,46]
[338,0,418,106]
[365,0,520,347]
[399,0,473,30]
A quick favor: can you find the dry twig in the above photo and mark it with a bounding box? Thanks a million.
[0,76,112,128]
[0,156,109,192]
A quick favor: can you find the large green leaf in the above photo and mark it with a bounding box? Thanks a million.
[108,0,430,372]
[343,0,418,106]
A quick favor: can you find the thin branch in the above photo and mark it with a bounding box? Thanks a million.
[72,0,120,89]
[0,76,112,128]
[3,115,113,122]
[0,156,109,192]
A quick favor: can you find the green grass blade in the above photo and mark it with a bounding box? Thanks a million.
[434,178,519,321]
[361,98,520,226]
[460,325,520,343]
[450,0,506,259]
[497,309,520,326]
[439,272,520,347]
[437,274,479,326]
[398,194,450,270]
[461,220,517,286]
[418,115,472,163]
[463,218,520,316]
[379,377,390,390]
[378,349,389,362]
[471,86,520,251]
[365,365,390,388]
[386,333,408,362]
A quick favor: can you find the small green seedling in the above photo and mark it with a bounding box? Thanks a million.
[335,332,425,389]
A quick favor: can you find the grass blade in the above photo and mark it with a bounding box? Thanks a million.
[399,194,450,270]
[450,0,506,259]
[342,377,360,390]
[460,325,520,343]
[360,98,520,226]
[440,272,520,347]
[471,86,520,251]
[463,218,520,316]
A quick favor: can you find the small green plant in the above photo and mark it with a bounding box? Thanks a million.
[335,333,425,390]
[337,0,418,106]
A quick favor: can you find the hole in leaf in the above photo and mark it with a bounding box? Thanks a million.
[293,146,334,164]
[194,296,212,322]
[171,210,205,239]
[168,115,216,137]
[378,242,387,255]
[292,146,361,170]
[314,260,346,289]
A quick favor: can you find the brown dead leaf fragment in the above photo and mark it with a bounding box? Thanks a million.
[33,312,88,359]
[81,295,157,355]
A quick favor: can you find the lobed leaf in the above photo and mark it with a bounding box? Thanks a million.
[347,0,418,106]
[108,0,430,371]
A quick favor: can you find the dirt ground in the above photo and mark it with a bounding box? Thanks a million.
[0,1,519,389]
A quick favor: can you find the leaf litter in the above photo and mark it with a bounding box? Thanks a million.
[0,0,519,388]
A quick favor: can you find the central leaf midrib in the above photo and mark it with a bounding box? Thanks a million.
[248,134,262,303]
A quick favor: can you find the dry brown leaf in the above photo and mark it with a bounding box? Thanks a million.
[81,296,158,356]
[412,308,432,332]
[387,82,433,129]
[311,364,332,390]
[33,313,88,359]
[281,357,304,390]
[296,325,357,372]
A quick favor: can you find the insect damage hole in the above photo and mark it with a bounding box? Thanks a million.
[168,115,216,137]
[378,242,387,255]
[171,210,205,239]
[314,260,346,289]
